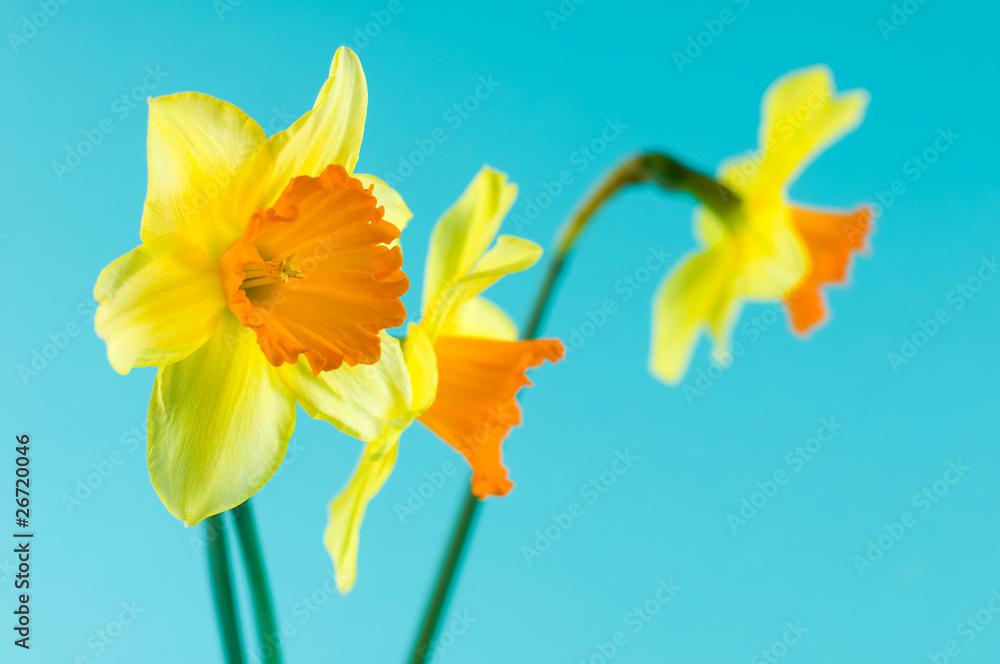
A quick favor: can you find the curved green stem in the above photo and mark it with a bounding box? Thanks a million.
[405,151,735,664]
[232,500,282,664]
[207,514,246,664]
[525,152,738,337]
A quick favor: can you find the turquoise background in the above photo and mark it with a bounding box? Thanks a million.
[3,0,999,661]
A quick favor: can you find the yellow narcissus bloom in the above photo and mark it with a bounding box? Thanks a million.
[325,166,564,592]
[94,47,414,526]
[651,66,872,383]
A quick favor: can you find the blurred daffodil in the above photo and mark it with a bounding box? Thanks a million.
[325,166,564,592]
[94,47,414,526]
[650,66,872,383]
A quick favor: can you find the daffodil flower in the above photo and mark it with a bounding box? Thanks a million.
[325,166,564,592]
[650,66,872,383]
[94,47,415,526]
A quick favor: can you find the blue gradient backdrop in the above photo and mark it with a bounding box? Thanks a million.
[3,0,999,662]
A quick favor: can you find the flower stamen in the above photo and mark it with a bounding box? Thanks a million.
[240,253,304,290]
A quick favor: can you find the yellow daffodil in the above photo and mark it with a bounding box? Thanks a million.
[94,47,415,526]
[651,65,872,383]
[325,166,564,592]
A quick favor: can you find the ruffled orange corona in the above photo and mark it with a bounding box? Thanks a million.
[420,336,564,497]
[218,165,408,374]
[785,206,871,333]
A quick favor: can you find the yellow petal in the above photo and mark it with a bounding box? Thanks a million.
[141,92,267,260]
[276,332,412,443]
[423,235,541,338]
[324,427,404,593]
[94,233,225,374]
[148,314,296,526]
[649,245,739,384]
[264,47,367,205]
[655,207,809,384]
[734,211,807,299]
[475,235,544,276]
[694,206,807,299]
[422,166,517,314]
[725,66,869,196]
[440,295,518,341]
[354,173,411,233]
[402,323,438,414]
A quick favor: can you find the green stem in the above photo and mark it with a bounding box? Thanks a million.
[207,514,246,664]
[525,152,738,337]
[405,151,736,664]
[232,500,282,664]
[406,490,481,664]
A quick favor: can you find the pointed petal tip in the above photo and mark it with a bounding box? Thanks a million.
[334,570,354,595]
[648,352,686,386]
